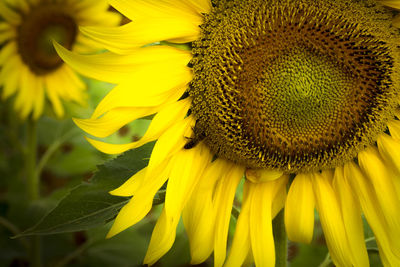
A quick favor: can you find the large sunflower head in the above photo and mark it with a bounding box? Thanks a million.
[190,0,400,173]
[59,0,400,266]
[0,0,120,119]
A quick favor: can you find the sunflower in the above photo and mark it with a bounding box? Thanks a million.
[57,0,400,266]
[0,0,120,119]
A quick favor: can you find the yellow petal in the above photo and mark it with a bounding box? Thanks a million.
[55,42,192,84]
[213,163,244,267]
[73,33,102,53]
[0,2,21,24]
[165,143,212,219]
[312,171,353,267]
[54,66,86,104]
[0,26,14,44]
[271,177,288,218]
[358,147,400,240]
[74,106,158,138]
[13,0,29,13]
[344,162,400,265]
[246,168,284,183]
[45,66,86,106]
[183,189,215,264]
[85,138,138,155]
[285,173,315,244]
[249,177,287,267]
[144,207,179,265]
[378,133,400,173]
[32,78,45,119]
[109,168,147,197]
[380,1,400,9]
[111,0,206,23]
[62,66,86,96]
[106,196,152,238]
[0,55,20,99]
[388,120,400,140]
[225,181,252,267]
[71,0,108,14]
[333,166,369,267]
[74,2,121,27]
[377,134,400,196]
[146,116,194,177]
[93,83,187,121]
[45,75,65,118]
[86,98,191,154]
[182,159,231,264]
[78,10,121,28]
[186,0,212,13]
[80,18,199,54]
[55,42,132,84]
[91,67,191,119]
[0,41,16,64]
[107,162,170,238]
[15,68,35,119]
[0,22,11,31]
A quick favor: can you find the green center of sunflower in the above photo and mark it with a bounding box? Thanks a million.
[188,0,399,173]
[17,5,78,75]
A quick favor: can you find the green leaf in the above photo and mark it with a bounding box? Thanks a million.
[16,142,156,237]
[74,222,155,267]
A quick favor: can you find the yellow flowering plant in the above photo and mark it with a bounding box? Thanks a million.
[12,0,400,267]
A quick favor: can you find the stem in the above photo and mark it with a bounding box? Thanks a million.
[54,241,93,267]
[3,99,25,154]
[0,216,29,250]
[25,119,42,267]
[365,237,376,243]
[30,236,42,267]
[273,210,287,267]
[26,119,39,201]
[36,129,76,178]
[319,253,331,267]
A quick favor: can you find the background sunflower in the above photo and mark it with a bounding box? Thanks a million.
[0,0,120,119]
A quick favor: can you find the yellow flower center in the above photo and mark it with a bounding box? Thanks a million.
[17,5,77,75]
[188,0,400,172]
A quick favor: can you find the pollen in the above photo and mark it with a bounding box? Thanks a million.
[188,0,400,172]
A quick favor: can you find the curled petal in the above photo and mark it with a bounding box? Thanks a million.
[358,147,400,242]
[312,171,353,267]
[344,162,400,265]
[225,181,252,267]
[213,164,244,267]
[333,167,369,267]
[249,177,287,267]
[285,173,315,244]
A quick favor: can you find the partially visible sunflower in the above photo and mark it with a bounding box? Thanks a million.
[0,0,120,119]
[58,0,400,266]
